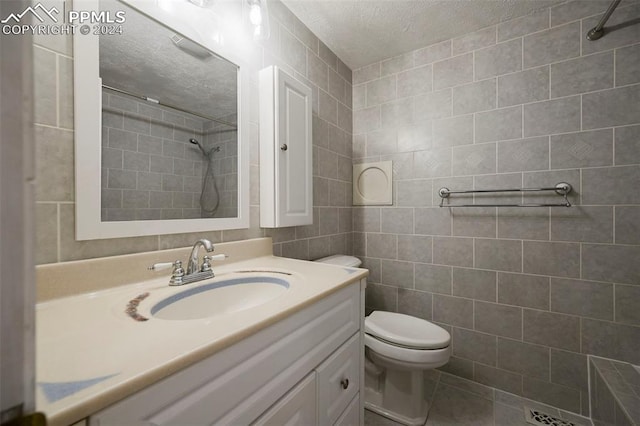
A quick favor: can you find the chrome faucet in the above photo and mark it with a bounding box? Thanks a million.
[149,238,227,286]
[187,238,214,275]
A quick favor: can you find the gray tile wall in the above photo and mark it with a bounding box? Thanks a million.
[33,0,352,263]
[590,357,640,426]
[353,1,640,416]
[101,88,213,221]
[203,114,239,219]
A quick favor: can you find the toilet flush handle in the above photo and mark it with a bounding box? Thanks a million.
[340,378,349,390]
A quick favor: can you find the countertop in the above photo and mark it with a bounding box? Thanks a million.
[36,253,367,426]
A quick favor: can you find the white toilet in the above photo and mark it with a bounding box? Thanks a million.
[315,255,452,426]
[364,311,451,425]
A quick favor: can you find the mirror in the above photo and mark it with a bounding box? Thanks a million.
[74,0,250,240]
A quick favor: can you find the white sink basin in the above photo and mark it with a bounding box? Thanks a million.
[151,276,290,320]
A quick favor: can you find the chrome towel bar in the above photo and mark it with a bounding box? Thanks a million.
[438,182,572,208]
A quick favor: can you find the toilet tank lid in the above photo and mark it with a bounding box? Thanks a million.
[365,311,451,349]
[314,254,362,267]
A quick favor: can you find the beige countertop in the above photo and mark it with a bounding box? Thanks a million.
[36,239,367,426]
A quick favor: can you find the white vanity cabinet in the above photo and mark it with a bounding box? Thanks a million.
[259,66,313,228]
[253,373,317,425]
[89,280,365,426]
[317,333,361,425]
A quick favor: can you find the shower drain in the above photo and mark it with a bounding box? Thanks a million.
[524,407,575,426]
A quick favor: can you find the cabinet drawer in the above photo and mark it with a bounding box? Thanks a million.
[253,373,317,426]
[317,333,360,425]
[334,393,360,426]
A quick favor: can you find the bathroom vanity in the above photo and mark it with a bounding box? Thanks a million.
[36,238,367,426]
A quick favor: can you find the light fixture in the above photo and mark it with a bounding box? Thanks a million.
[244,0,270,40]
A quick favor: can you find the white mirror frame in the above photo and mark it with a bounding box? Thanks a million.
[74,0,250,240]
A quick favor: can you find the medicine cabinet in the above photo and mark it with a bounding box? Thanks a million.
[259,66,313,228]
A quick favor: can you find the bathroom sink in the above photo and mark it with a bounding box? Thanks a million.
[151,276,290,320]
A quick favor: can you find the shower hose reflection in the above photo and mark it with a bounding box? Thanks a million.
[189,138,220,215]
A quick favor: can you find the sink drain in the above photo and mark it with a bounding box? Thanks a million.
[524,407,575,426]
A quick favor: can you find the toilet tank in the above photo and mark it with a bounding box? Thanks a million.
[314,254,362,267]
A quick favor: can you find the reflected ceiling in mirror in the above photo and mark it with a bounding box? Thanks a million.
[99,0,239,222]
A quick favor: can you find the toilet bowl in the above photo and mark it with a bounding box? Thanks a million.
[364,311,450,425]
[314,255,451,426]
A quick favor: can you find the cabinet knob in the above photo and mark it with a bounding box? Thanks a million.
[340,378,349,390]
[280,144,288,151]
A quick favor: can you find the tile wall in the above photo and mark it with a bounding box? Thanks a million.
[33,0,353,264]
[100,88,211,221]
[203,114,239,219]
[590,356,640,425]
[353,0,640,415]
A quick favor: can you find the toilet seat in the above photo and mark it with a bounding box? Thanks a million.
[365,334,451,367]
[365,311,451,349]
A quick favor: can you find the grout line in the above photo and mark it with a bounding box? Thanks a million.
[546,345,552,384]
[36,200,74,205]
[548,64,552,100]
[612,127,617,166]
[472,299,476,330]
[580,19,584,58]
[472,51,476,82]
[579,168,583,206]
[580,94,583,131]
[613,47,617,88]
[55,53,60,128]
[521,309,525,343]
[579,243,583,280]
[612,205,616,244]
[613,283,617,324]
[521,36,524,71]
[56,203,61,263]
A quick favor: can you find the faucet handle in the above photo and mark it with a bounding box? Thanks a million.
[149,260,185,279]
[201,254,228,272]
[209,254,228,262]
[149,260,187,286]
[149,260,183,271]
[148,261,175,271]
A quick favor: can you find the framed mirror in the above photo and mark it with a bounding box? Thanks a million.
[74,0,250,240]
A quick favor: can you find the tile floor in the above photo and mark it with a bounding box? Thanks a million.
[364,371,593,426]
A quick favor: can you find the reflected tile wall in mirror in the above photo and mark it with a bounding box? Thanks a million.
[100,88,238,220]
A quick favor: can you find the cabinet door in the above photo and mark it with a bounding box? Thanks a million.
[253,373,317,426]
[317,334,361,425]
[276,69,312,227]
[334,394,360,426]
[259,66,313,228]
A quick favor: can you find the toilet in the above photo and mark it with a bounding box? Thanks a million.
[364,311,451,425]
[315,255,452,426]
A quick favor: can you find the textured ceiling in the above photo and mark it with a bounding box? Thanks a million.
[99,0,237,122]
[281,0,564,69]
